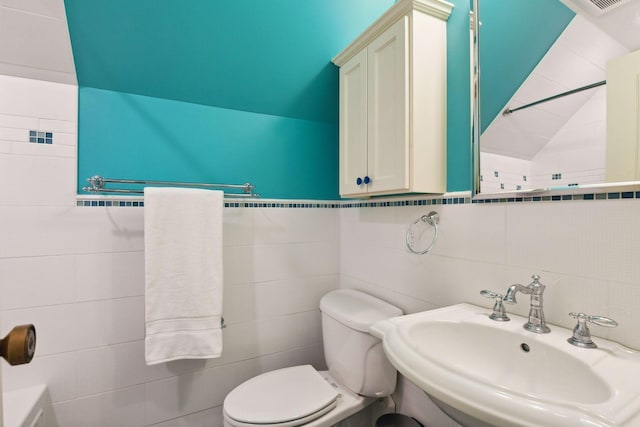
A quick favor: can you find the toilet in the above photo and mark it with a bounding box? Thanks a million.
[223,289,403,427]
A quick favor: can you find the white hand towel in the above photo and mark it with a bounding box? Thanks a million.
[144,187,224,365]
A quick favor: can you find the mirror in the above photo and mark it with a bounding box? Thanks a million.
[472,0,640,197]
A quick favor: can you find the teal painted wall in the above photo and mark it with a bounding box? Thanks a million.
[65,0,395,124]
[445,0,472,192]
[70,0,473,198]
[479,0,574,132]
[78,88,339,200]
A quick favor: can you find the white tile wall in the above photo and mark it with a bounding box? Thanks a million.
[1,199,339,426]
[480,153,532,192]
[340,198,640,426]
[0,74,78,208]
[341,200,640,340]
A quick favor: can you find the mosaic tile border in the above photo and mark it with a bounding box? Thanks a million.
[471,191,640,204]
[76,190,640,209]
[341,197,470,208]
[223,201,343,208]
[77,199,144,207]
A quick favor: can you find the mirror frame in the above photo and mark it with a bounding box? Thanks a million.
[470,0,640,200]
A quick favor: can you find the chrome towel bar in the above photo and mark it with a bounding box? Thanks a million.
[83,175,258,198]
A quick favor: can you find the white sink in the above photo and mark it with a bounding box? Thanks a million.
[370,303,640,427]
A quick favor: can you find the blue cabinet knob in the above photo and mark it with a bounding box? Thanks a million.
[364,176,371,184]
[356,177,363,185]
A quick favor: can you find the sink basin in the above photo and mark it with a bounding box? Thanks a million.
[407,320,611,405]
[370,303,640,427]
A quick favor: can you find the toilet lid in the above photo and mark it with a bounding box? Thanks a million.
[224,365,340,425]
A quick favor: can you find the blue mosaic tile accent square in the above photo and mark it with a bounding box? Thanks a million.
[28,129,53,144]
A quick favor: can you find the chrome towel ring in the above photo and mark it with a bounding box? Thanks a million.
[406,211,440,255]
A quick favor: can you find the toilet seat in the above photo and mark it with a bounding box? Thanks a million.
[223,365,340,427]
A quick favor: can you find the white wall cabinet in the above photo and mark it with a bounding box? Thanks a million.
[333,0,453,197]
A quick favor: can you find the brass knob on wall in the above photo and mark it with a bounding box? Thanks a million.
[0,324,36,365]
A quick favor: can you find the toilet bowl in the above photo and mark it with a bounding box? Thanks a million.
[222,289,403,427]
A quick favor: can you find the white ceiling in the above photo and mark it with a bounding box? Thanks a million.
[561,0,640,51]
[0,0,76,85]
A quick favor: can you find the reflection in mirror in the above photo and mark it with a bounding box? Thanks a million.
[473,0,640,196]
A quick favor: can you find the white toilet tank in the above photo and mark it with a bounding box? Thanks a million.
[319,289,402,398]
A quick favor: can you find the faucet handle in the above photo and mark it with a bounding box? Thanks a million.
[480,290,500,298]
[480,290,510,321]
[569,312,618,327]
[567,312,618,349]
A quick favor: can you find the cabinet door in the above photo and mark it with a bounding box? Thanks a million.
[339,49,369,196]
[367,16,409,194]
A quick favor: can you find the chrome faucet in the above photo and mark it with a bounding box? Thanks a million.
[503,274,550,333]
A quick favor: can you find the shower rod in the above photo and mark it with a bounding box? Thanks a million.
[503,80,606,116]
